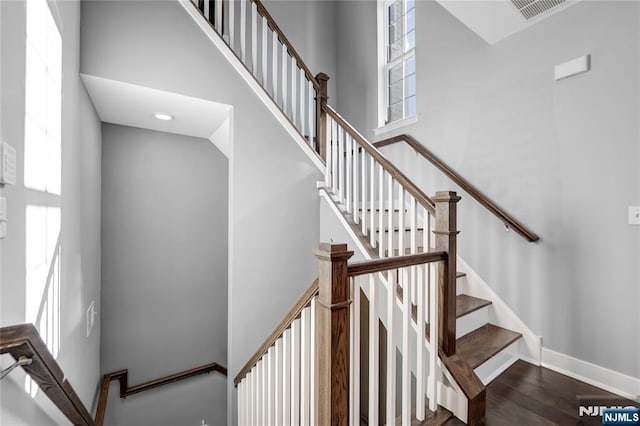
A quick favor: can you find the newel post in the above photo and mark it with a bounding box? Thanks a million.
[433,191,461,357]
[315,72,330,160]
[315,243,353,425]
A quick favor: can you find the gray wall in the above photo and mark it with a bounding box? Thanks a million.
[0,0,102,423]
[100,124,228,426]
[80,2,323,423]
[335,0,640,378]
[263,0,339,105]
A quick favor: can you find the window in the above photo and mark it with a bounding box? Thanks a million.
[381,0,416,125]
[23,0,62,398]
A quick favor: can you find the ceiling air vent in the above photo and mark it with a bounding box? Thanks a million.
[511,0,566,20]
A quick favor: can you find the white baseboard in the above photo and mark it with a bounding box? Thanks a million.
[541,348,640,401]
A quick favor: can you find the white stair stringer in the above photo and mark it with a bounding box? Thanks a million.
[178,0,325,173]
[457,256,543,368]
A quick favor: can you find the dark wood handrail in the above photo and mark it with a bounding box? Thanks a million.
[251,0,320,91]
[234,278,319,386]
[95,362,227,426]
[347,251,447,277]
[0,324,96,426]
[323,104,436,215]
[374,134,540,242]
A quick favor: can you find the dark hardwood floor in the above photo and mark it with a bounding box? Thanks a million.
[444,360,639,425]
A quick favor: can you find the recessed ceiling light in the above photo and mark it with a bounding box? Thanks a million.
[153,112,174,121]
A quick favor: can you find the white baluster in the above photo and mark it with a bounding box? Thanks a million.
[353,139,358,223]
[301,306,311,425]
[291,60,297,126]
[308,82,314,149]
[402,266,411,424]
[416,256,426,420]
[291,319,300,424]
[410,195,417,304]
[429,262,438,412]
[299,68,306,134]
[255,360,262,425]
[398,188,404,259]
[368,275,379,425]
[325,117,332,188]
[377,164,384,255]
[386,268,396,425]
[267,347,274,425]
[361,148,366,233]
[275,340,283,425]
[345,134,352,213]
[282,329,292,425]
[238,380,243,425]
[350,278,361,425]
[272,31,278,101]
[282,47,288,113]
[387,174,394,257]
[240,0,246,62]
[310,299,317,424]
[229,0,235,48]
[216,0,222,34]
[262,353,268,425]
[332,120,338,193]
[251,2,258,75]
[338,127,345,202]
[261,16,268,84]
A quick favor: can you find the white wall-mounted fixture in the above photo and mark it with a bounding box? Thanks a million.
[0,197,7,239]
[153,112,174,121]
[86,301,98,337]
[555,55,591,81]
[629,206,640,225]
[0,141,17,185]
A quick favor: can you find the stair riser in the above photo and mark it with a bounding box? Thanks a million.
[456,306,490,339]
[473,340,520,385]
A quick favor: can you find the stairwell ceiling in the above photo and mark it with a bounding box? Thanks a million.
[435,0,583,44]
[81,74,231,139]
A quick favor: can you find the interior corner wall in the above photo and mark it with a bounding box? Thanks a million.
[0,0,102,423]
[335,0,640,379]
[80,2,323,424]
[100,124,228,426]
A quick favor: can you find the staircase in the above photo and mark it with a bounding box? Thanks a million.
[179,0,540,424]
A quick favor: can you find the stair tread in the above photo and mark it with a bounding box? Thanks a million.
[457,324,522,369]
[392,404,453,426]
[359,207,406,213]
[456,294,492,318]
[383,246,426,256]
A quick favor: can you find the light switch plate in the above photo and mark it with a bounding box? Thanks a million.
[629,206,640,225]
[0,142,17,185]
[0,197,6,239]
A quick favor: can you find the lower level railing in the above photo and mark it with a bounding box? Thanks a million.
[235,190,485,425]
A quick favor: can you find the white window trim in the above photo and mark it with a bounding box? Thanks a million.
[376,0,418,131]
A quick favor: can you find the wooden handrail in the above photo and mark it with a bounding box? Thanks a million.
[252,0,320,91]
[0,324,96,426]
[95,362,227,426]
[323,104,436,214]
[234,278,319,386]
[347,251,447,277]
[374,134,540,242]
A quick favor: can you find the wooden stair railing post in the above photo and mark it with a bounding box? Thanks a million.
[433,191,461,356]
[315,243,354,425]
[315,72,329,160]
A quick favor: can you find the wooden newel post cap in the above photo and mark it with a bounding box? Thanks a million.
[433,191,461,203]
[315,72,330,83]
[315,243,354,261]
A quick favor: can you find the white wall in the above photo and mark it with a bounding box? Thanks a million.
[80,1,323,423]
[0,0,102,423]
[335,0,640,379]
[100,124,228,426]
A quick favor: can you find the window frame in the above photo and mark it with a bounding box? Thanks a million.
[377,0,417,131]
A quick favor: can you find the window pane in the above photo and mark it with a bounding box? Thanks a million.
[24,118,46,192]
[405,55,416,76]
[389,63,403,85]
[406,95,416,117]
[407,8,415,33]
[407,0,415,12]
[388,102,403,123]
[389,79,404,106]
[406,29,415,51]
[405,73,416,98]
[388,0,402,23]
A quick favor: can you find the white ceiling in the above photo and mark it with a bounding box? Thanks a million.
[435,0,581,45]
[81,74,231,140]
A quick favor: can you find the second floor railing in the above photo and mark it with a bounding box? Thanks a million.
[190,0,328,158]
